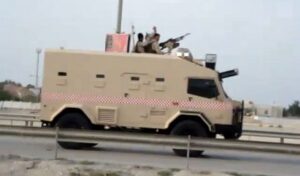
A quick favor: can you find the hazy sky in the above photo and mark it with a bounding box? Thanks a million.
[0,0,299,106]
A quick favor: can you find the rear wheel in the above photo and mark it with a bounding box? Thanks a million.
[55,113,97,149]
[170,120,208,157]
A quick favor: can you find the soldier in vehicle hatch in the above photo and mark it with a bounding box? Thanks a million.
[144,33,163,54]
[134,33,145,53]
[145,26,157,45]
[150,33,164,54]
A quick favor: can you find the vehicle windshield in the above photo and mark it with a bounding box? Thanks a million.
[220,81,229,98]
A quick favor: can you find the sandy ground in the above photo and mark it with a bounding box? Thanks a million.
[244,116,300,132]
[0,155,253,176]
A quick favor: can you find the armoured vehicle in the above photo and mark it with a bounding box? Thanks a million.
[39,46,243,156]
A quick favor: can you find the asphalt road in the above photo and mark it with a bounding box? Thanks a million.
[0,135,299,176]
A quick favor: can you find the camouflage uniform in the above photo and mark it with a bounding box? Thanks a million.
[134,41,145,53]
[151,41,163,54]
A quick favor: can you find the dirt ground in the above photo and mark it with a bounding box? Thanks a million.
[0,155,267,176]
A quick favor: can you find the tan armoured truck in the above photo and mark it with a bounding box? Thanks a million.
[39,49,244,156]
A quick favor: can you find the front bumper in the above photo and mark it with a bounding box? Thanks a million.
[215,101,244,138]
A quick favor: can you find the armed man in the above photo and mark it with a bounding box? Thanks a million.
[145,26,157,45]
[133,33,145,53]
[151,33,164,54]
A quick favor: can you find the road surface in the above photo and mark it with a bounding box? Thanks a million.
[0,135,299,176]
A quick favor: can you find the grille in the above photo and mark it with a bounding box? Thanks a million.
[97,108,117,124]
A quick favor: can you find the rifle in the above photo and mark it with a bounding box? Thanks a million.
[159,33,191,51]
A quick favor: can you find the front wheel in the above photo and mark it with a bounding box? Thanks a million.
[223,132,241,140]
[55,113,97,149]
[170,120,208,157]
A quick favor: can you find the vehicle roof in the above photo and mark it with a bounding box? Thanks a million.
[45,49,181,60]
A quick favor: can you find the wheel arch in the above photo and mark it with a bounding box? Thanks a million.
[166,112,213,133]
[50,105,94,127]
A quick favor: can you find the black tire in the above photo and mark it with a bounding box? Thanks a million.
[55,113,97,149]
[223,132,240,140]
[170,120,208,157]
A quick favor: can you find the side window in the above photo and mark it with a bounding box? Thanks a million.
[56,71,67,86]
[153,77,165,91]
[58,72,67,76]
[96,74,105,79]
[131,76,140,81]
[156,78,165,82]
[187,78,219,98]
[94,74,106,88]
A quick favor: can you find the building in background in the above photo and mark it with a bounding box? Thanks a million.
[244,101,284,118]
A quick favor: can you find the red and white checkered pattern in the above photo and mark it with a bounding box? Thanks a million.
[42,92,232,110]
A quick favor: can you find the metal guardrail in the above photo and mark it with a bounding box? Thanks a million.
[243,129,300,143]
[0,113,300,144]
[0,101,40,110]
[0,113,38,118]
[0,113,40,127]
[243,130,300,139]
[0,125,300,155]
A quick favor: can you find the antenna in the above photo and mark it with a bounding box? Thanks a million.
[131,25,136,52]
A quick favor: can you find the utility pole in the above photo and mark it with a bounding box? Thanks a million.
[116,0,123,33]
[35,48,42,88]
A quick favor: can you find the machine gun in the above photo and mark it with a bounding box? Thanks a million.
[159,33,191,52]
[219,69,239,79]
